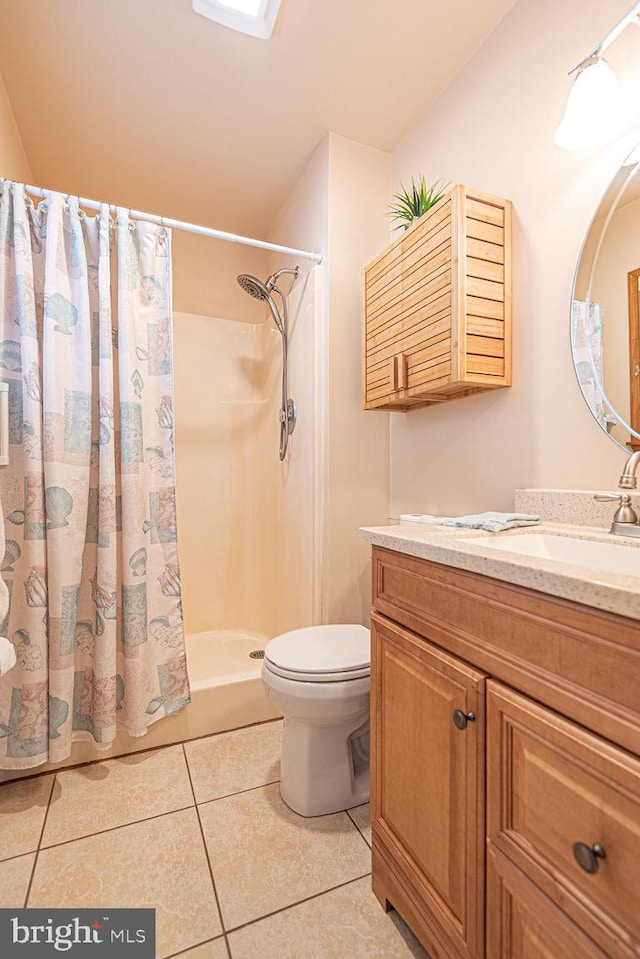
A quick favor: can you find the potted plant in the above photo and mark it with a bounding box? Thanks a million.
[388,175,449,231]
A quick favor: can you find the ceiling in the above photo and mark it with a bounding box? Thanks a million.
[0,0,517,238]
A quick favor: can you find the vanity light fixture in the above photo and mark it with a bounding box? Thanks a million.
[623,141,640,166]
[191,0,282,39]
[555,0,640,150]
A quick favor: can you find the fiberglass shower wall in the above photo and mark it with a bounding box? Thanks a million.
[257,258,321,634]
[171,237,318,641]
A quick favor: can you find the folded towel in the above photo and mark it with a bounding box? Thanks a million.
[400,514,454,525]
[441,512,541,533]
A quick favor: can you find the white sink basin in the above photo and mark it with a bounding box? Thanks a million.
[460,532,640,577]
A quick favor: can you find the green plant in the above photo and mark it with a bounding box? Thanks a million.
[388,175,449,230]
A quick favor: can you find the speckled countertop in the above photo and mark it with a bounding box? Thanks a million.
[359,522,640,621]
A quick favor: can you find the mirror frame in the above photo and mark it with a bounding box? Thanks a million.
[571,145,640,452]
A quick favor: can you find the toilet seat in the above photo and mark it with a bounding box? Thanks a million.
[264,624,370,684]
[263,660,370,683]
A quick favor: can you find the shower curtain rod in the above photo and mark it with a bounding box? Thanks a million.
[20,181,324,264]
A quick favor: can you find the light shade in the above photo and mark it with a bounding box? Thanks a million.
[192,0,282,39]
[622,140,640,167]
[555,57,622,151]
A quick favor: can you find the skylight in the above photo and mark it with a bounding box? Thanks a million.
[191,0,283,39]
[219,0,263,13]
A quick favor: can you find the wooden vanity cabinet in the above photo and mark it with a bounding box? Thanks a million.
[370,613,486,959]
[369,545,640,959]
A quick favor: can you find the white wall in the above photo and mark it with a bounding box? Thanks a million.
[389,0,639,518]
[0,67,32,182]
[324,134,390,624]
[267,133,391,628]
[266,138,330,632]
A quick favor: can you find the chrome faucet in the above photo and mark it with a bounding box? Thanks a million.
[594,450,640,537]
[618,450,640,489]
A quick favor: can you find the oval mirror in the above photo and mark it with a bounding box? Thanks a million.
[572,143,640,452]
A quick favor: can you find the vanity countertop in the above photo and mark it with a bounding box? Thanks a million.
[360,522,640,621]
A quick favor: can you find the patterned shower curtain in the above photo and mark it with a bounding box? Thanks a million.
[0,182,190,769]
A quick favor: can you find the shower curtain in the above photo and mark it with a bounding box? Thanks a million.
[0,182,190,769]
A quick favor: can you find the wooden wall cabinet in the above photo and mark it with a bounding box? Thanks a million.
[369,546,640,959]
[363,185,512,411]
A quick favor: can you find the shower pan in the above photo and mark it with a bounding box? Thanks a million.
[237,266,299,460]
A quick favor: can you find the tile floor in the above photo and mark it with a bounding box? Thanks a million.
[0,720,429,958]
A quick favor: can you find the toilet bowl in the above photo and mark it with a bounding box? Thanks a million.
[261,624,370,818]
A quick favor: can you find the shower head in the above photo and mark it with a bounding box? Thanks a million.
[237,266,299,300]
[237,274,271,301]
[237,272,286,336]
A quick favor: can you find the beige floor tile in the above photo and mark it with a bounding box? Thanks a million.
[228,876,429,959]
[29,808,222,958]
[199,782,371,929]
[172,939,229,958]
[0,854,35,908]
[348,803,372,846]
[42,744,193,846]
[185,721,281,804]
[0,774,54,861]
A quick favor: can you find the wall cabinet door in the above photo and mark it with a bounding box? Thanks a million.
[363,185,512,412]
[370,612,486,959]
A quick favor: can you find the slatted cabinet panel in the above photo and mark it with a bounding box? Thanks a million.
[363,184,512,410]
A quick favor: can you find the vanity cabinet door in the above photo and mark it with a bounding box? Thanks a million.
[487,680,640,958]
[487,845,609,959]
[370,612,486,959]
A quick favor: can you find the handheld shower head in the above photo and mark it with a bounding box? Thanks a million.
[237,274,271,301]
[237,272,285,335]
[237,267,299,300]
[236,265,299,460]
[238,267,300,460]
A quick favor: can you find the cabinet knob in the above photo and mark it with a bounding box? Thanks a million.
[452,709,476,730]
[572,841,605,874]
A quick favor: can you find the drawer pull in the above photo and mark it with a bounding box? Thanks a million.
[453,709,476,730]
[572,841,605,874]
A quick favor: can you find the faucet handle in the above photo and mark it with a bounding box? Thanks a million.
[594,493,638,524]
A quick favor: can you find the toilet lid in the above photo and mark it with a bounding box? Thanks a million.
[264,624,370,681]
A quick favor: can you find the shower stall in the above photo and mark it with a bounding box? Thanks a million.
[148,254,325,753]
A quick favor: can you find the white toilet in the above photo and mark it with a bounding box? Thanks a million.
[261,624,370,818]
